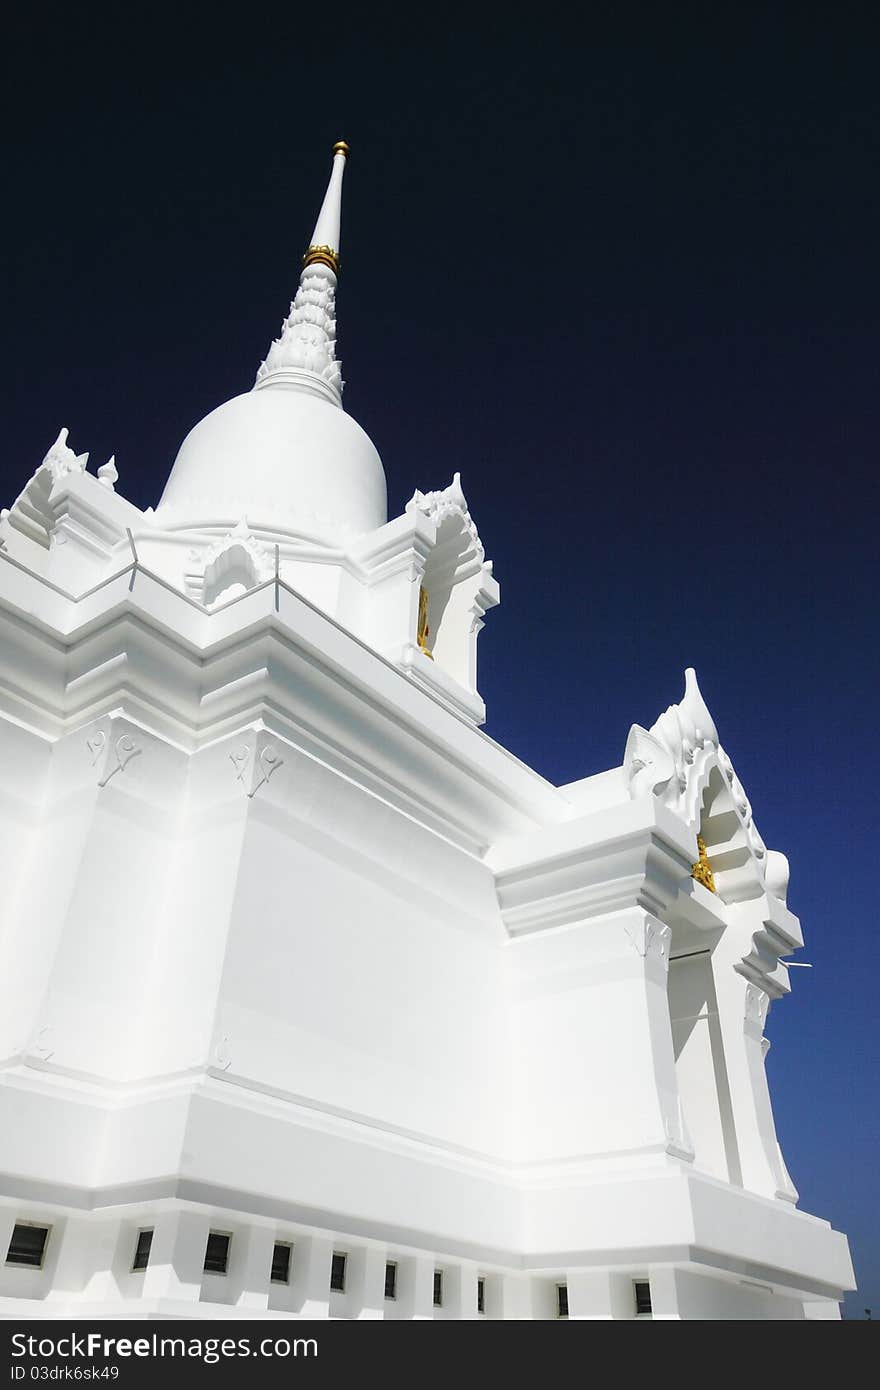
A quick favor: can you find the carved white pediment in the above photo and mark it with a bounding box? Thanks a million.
[624,668,786,904]
[406,472,485,573]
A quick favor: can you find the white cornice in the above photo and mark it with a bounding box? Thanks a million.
[488,797,696,935]
[0,555,565,854]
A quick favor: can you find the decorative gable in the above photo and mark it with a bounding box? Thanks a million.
[624,668,788,905]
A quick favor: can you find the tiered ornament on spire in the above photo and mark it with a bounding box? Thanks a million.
[255,142,349,406]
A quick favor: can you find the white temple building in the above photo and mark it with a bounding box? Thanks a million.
[0,144,854,1320]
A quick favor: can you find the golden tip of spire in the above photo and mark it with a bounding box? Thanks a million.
[333,140,350,159]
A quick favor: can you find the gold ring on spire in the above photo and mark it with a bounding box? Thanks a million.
[333,140,350,158]
[303,244,340,273]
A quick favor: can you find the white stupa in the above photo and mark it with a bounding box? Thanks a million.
[0,144,853,1319]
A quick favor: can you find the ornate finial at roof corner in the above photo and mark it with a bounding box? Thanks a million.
[97,455,118,491]
[41,427,89,481]
[681,666,719,746]
[449,472,467,503]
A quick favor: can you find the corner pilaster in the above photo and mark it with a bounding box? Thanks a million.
[711,939,799,1202]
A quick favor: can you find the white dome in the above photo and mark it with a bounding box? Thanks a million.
[156,387,387,542]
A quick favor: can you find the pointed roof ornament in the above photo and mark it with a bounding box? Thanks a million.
[624,667,719,803]
[303,141,349,274]
[97,455,118,490]
[255,141,350,405]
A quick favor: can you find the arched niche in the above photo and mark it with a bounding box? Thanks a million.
[203,542,261,607]
[185,522,274,608]
[688,760,766,906]
[418,512,497,695]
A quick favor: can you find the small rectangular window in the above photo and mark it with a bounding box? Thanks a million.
[131,1229,153,1272]
[634,1280,652,1315]
[477,1276,485,1314]
[556,1282,569,1318]
[203,1231,231,1275]
[271,1241,292,1284]
[433,1269,443,1307]
[6,1223,50,1269]
[330,1251,346,1292]
[384,1260,397,1300]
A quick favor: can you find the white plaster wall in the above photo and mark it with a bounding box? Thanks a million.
[214,827,508,1154]
[0,721,53,1059]
[122,738,256,1080]
[652,1266,806,1320]
[179,1090,520,1252]
[509,909,677,1164]
[31,722,187,1080]
[430,576,477,692]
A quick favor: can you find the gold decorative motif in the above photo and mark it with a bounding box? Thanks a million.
[691,835,717,893]
[417,585,433,660]
[303,244,340,273]
[333,140,350,158]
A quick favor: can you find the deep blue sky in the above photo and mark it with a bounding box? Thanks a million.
[4,10,877,1316]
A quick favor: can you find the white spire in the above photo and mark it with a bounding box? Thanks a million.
[255,142,350,406]
[306,140,349,268]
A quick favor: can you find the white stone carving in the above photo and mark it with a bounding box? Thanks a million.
[87,728,142,787]
[40,428,90,484]
[625,667,718,807]
[625,918,671,966]
[744,983,770,1031]
[406,472,484,561]
[230,742,283,798]
[31,1025,54,1061]
[85,730,106,764]
[623,724,676,798]
[97,455,118,490]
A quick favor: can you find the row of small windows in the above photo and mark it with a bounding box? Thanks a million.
[331,1253,486,1310]
[555,1280,652,1318]
[3,1224,649,1316]
[2,1225,478,1307]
